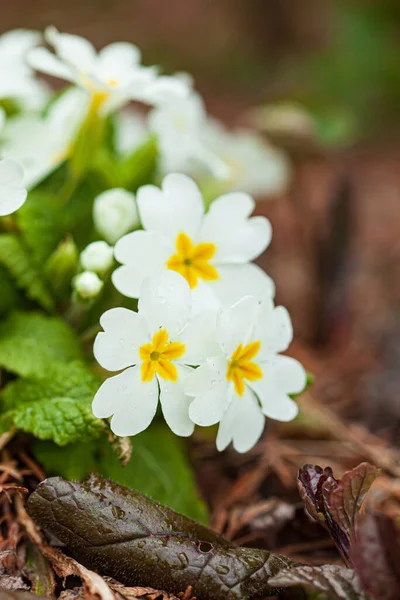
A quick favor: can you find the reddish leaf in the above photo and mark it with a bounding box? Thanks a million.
[352,513,400,600]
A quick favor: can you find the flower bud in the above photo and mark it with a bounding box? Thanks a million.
[93,188,139,244]
[80,241,114,275]
[73,271,103,301]
[44,235,79,298]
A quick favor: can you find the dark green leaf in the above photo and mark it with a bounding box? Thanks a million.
[0,234,54,310]
[33,424,208,523]
[269,565,370,600]
[0,312,81,377]
[27,475,296,600]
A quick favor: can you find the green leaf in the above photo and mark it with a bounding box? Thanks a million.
[15,191,66,264]
[0,311,81,377]
[33,424,208,523]
[0,362,104,445]
[0,266,21,316]
[0,234,54,310]
[27,475,295,599]
[98,424,209,523]
[119,136,158,192]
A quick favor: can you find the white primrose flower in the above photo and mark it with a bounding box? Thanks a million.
[115,110,148,157]
[80,241,114,275]
[0,158,27,216]
[204,119,291,198]
[1,87,88,189]
[149,92,224,176]
[93,188,139,245]
[0,29,50,110]
[73,271,103,300]
[92,270,218,438]
[185,295,307,453]
[27,27,188,114]
[113,173,274,312]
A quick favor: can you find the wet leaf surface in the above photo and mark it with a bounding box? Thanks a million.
[26,475,296,600]
[269,564,371,600]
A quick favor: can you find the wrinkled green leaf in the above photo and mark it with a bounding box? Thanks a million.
[0,312,81,377]
[351,513,400,600]
[27,475,295,600]
[269,565,370,600]
[0,362,103,445]
[33,424,208,523]
[15,191,66,264]
[0,234,54,310]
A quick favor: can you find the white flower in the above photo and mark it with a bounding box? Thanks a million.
[80,241,114,275]
[0,158,27,216]
[92,271,217,437]
[114,110,148,157]
[1,87,88,189]
[73,271,103,300]
[93,188,139,245]
[149,92,224,176]
[185,295,306,453]
[113,173,274,312]
[27,27,188,114]
[0,29,50,110]
[204,120,291,198]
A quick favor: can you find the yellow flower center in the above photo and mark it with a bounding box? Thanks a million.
[106,78,119,88]
[166,232,218,289]
[139,328,185,383]
[226,341,262,396]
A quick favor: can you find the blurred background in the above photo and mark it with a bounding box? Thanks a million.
[1,0,400,564]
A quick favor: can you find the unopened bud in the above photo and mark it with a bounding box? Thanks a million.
[93,188,139,244]
[80,241,114,275]
[73,271,103,301]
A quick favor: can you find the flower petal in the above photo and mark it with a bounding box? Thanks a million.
[251,355,306,422]
[210,263,275,306]
[45,26,96,72]
[199,192,272,263]
[176,310,220,365]
[216,388,265,453]
[0,158,27,216]
[138,270,192,338]
[257,299,294,359]
[92,365,158,438]
[98,42,141,67]
[216,295,260,357]
[159,365,194,437]
[26,47,74,81]
[137,173,204,239]
[186,356,231,426]
[94,307,149,372]
[113,231,172,298]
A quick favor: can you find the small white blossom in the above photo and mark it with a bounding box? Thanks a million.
[73,271,103,300]
[149,92,224,176]
[0,158,27,216]
[1,87,88,189]
[27,27,188,114]
[185,295,306,453]
[92,271,217,438]
[93,188,139,245]
[204,120,291,198]
[0,29,50,110]
[113,173,274,312]
[80,241,114,275]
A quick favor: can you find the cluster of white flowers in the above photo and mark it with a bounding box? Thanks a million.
[0,26,290,198]
[0,27,303,453]
[94,173,306,453]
